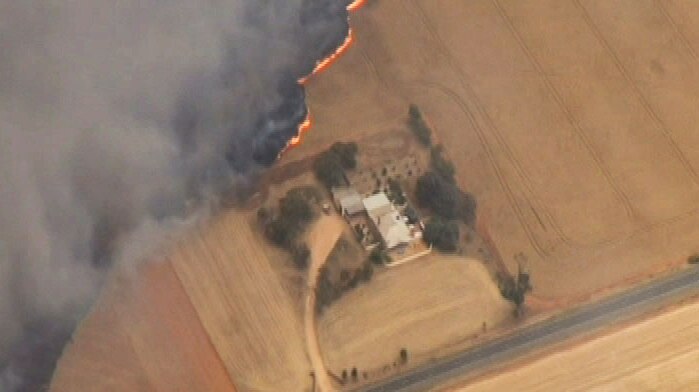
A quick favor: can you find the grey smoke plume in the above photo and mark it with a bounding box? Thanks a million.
[0,0,351,390]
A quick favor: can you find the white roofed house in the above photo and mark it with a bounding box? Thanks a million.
[362,192,392,220]
[363,192,414,250]
[375,211,412,250]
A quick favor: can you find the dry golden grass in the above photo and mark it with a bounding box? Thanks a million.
[457,301,699,392]
[51,262,236,392]
[169,211,310,392]
[53,209,310,392]
[318,255,511,377]
[285,0,699,302]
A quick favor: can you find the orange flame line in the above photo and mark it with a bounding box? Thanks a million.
[279,1,367,157]
[347,0,368,12]
[298,28,355,85]
[289,112,312,147]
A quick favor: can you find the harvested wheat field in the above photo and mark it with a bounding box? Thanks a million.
[52,210,309,392]
[284,0,699,302]
[51,261,236,392]
[318,255,511,377]
[457,300,699,391]
[169,211,310,392]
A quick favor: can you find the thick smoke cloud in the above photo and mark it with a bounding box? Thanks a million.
[0,0,351,390]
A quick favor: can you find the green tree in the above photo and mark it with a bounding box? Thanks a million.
[400,348,408,364]
[359,262,374,282]
[407,104,432,146]
[330,141,359,169]
[498,267,532,317]
[416,172,477,225]
[430,145,456,183]
[404,205,420,224]
[313,152,346,188]
[409,104,421,120]
[423,217,460,252]
[279,191,314,226]
[265,218,294,248]
[387,178,406,205]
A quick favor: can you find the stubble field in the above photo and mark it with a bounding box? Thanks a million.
[52,210,310,392]
[318,255,511,380]
[285,0,699,303]
[457,300,699,391]
[168,211,310,391]
[51,262,237,392]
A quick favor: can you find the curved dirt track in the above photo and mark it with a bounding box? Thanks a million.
[304,214,346,392]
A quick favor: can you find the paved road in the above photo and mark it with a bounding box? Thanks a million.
[364,266,699,392]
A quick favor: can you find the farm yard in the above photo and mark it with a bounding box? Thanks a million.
[50,1,699,390]
[284,0,699,303]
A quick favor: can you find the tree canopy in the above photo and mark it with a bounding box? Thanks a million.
[330,141,359,170]
[261,187,317,267]
[416,171,477,225]
[430,146,456,183]
[313,141,359,188]
[407,104,432,146]
[423,217,460,252]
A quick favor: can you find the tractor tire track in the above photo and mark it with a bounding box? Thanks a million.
[491,0,699,251]
[655,0,699,61]
[406,0,699,254]
[572,0,699,187]
[409,0,573,253]
[491,0,637,220]
[415,80,548,258]
[360,47,387,89]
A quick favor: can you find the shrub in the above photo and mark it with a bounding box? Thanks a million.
[689,254,699,264]
[404,205,420,225]
[387,178,406,205]
[407,104,432,146]
[400,348,408,364]
[369,247,390,265]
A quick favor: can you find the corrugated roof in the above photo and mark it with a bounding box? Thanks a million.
[340,194,364,215]
[362,193,391,215]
